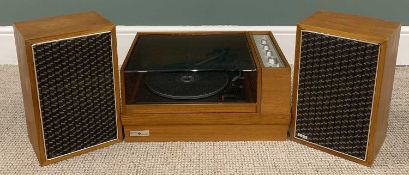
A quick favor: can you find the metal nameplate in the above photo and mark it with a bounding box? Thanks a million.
[130,130,150,137]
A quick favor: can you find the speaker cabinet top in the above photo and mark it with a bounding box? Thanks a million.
[299,11,400,43]
[14,11,114,41]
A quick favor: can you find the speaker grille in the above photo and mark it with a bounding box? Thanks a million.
[294,31,379,160]
[32,32,118,160]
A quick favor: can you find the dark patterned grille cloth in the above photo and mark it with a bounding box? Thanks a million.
[295,31,379,160]
[0,65,408,174]
[31,32,118,159]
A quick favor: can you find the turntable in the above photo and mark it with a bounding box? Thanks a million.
[120,32,291,141]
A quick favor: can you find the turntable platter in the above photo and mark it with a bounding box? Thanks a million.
[145,72,229,100]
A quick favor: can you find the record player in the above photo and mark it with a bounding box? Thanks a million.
[120,32,291,141]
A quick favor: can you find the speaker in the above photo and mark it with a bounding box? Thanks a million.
[14,12,123,166]
[290,11,400,166]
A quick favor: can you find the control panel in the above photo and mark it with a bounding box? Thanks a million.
[252,35,284,68]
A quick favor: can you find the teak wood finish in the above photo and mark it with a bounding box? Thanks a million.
[120,31,291,141]
[290,11,401,166]
[14,12,123,166]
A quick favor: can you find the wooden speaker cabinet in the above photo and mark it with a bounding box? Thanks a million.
[290,11,400,166]
[121,32,291,141]
[14,12,123,166]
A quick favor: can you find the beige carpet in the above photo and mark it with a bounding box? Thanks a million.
[0,65,408,174]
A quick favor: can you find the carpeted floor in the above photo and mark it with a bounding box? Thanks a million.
[0,65,408,174]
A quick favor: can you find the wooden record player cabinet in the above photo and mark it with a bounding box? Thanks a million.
[120,31,291,142]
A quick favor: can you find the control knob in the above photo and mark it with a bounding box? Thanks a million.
[266,51,272,57]
[263,45,269,51]
[268,56,278,65]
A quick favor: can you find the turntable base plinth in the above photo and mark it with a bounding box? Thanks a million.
[123,124,288,142]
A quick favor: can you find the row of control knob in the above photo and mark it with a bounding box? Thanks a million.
[261,40,278,65]
[253,35,282,67]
